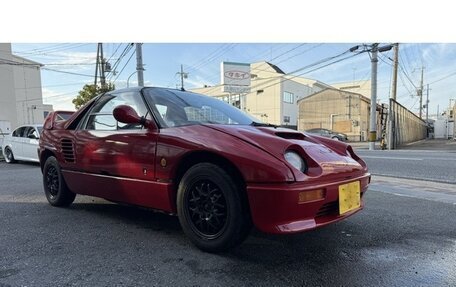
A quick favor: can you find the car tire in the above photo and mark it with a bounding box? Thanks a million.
[177,163,252,252]
[43,156,76,207]
[331,136,340,141]
[3,146,16,163]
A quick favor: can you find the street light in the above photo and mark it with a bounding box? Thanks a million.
[127,71,137,88]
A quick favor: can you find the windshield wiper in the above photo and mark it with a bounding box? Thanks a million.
[250,122,278,128]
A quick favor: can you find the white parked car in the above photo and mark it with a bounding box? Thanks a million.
[2,124,42,163]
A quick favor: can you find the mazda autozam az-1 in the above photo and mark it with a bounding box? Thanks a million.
[39,87,370,252]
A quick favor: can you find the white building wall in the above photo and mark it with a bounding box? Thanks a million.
[0,43,17,132]
[434,119,449,139]
[280,79,314,127]
[0,44,51,131]
[13,55,48,126]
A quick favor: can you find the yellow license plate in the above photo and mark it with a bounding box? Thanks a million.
[338,181,361,215]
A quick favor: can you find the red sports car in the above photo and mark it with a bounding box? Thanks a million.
[39,87,370,252]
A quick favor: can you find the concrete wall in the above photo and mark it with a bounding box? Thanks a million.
[298,89,371,141]
[390,99,427,146]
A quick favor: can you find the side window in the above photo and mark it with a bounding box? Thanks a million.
[29,128,39,139]
[12,127,26,137]
[23,127,35,138]
[85,92,148,131]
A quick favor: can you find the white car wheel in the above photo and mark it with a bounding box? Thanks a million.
[4,146,16,163]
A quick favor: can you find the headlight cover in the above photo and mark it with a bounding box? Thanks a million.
[284,151,306,172]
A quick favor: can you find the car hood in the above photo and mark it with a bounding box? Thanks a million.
[204,124,366,181]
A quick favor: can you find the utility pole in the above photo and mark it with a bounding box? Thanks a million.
[349,43,392,150]
[369,44,379,151]
[177,64,188,90]
[135,43,144,86]
[100,43,106,89]
[388,43,399,150]
[426,84,430,122]
[94,44,99,86]
[419,67,424,119]
[391,43,399,101]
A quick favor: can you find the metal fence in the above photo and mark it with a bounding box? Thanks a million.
[389,99,427,148]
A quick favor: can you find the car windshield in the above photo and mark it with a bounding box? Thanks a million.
[143,88,260,128]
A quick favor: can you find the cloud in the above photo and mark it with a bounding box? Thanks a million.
[36,51,97,72]
[42,88,77,111]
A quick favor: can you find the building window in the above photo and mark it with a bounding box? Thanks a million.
[283,91,294,104]
[283,116,290,123]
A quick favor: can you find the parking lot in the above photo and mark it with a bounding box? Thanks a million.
[0,161,455,286]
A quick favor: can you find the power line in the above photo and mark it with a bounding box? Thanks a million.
[398,59,417,89]
[275,43,324,65]
[246,44,309,75]
[201,46,360,95]
[15,81,91,90]
[185,44,232,73]
[187,44,238,73]
[42,67,94,77]
[106,43,122,63]
[113,48,136,84]
[14,43,74,54]
[13,43,92,56]
[258,52,363,92]
[107,43,134,80]
[426,70,456,85]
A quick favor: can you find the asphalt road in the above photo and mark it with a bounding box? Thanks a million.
[355,150,456,184]
[0,162,455,286]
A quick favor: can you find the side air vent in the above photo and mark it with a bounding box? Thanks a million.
[275,132,306,140]
[61,139,75,163]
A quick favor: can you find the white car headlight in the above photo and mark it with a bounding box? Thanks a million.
[284,151,306,172]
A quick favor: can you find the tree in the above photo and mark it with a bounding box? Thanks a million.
[72,83,115,110]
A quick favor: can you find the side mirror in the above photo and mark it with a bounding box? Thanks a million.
[113,105,156,130]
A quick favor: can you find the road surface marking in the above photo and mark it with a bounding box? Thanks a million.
[361,156,423,161]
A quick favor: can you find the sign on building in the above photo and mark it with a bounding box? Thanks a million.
[221,62,251,93]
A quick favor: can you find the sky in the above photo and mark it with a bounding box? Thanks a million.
[11,42,456,117]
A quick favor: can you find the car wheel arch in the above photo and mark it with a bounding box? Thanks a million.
[40,149,56,172]
[3,145,16,163]
[172,151,249,210]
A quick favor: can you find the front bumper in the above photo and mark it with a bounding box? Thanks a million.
[246,173,370,234]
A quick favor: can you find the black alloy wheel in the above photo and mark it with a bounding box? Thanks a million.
[43,156,76,207]
[177,163,252,252]
[185,179,228,239]
[45,165,59,199]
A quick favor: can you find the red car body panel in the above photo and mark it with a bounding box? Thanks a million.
[39,89,370,235]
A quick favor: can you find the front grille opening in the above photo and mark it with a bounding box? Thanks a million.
[316,201,338,217]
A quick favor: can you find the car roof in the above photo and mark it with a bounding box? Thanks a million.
[111,86,188,94]
[13,124,43,129]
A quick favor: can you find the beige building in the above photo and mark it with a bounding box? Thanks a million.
[332,79,371,99]
[192,61,331,128]
[0,43,52,134]
[297,88,376,141]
